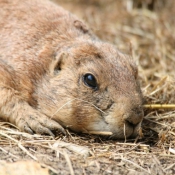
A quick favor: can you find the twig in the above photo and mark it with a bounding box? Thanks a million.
[53,141,91,157]
[144,104,175,109]
[122,158,150,174]
[0,131,37,160]
[63,150,75,175]
[0,146,19,159]
[83,131,113,136]
[164,163,175,171]
[124,123,127,143]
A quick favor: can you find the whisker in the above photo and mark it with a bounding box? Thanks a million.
[51,98,76,118]
[51,98,106,118]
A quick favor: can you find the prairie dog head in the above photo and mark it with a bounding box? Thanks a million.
[38,41,143,139]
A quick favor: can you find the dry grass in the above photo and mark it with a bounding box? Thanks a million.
[0,0,175,174]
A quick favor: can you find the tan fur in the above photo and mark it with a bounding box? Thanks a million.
[0,0,143,138]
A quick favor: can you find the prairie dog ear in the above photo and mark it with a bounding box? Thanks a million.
[74,20,89,34]
[49,52,68,76]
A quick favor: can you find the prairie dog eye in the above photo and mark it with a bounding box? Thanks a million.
[83,73,98,89]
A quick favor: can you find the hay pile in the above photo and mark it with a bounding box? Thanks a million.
[0,0,174,174]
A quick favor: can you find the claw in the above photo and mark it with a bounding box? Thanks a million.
[35,125,55,137]
[24,125,34,135]
[16,111,65,136]
[43,120,66,135]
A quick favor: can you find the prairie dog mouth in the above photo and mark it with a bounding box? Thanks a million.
[83,122,141,139]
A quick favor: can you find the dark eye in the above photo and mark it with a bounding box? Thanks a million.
[83,73,98,89]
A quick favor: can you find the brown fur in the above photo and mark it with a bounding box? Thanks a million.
[0,0,143,138]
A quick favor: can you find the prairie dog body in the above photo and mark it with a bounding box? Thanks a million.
[0,0,143,138]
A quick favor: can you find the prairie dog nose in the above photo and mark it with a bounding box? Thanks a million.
[124,106,143,126]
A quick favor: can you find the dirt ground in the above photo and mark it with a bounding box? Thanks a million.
[0,0,175,174]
